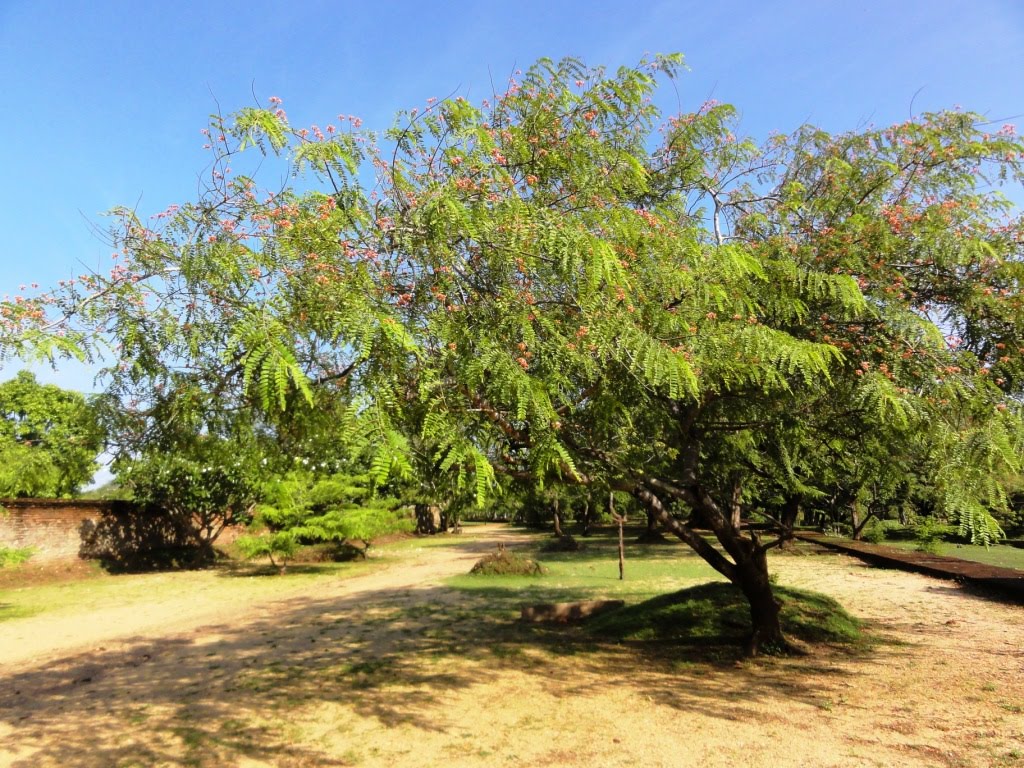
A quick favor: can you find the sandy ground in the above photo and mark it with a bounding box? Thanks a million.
[1,526,1022,768]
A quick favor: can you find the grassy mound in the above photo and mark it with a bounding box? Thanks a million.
[470,546,547,576]
[586,581,863,647]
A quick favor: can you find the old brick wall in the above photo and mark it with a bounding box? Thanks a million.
[0,499,134,561]
[1,499,244,567]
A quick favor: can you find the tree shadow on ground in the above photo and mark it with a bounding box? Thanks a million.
[923,580,1024,607]
[0,560,891,768]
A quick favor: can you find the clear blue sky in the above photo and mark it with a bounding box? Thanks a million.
[2,0,1023,394]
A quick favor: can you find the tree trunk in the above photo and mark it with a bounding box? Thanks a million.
[729,476,742,530]
[777,495,801,550]
[732,546,785,655]
[580,497,592,536]
[631,478,789,655]
[611,493,625,580]
[645,508,658,535]
[850,501,861,539]
[415,504,439,535]
[781,495,801,534]
[850,501,873,540]
[552,497,563,537]
[617,516,625,580]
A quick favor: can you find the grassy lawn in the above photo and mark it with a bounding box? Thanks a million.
[449,532,718,603]
[448,530,866,654]
[0,525,867,651]
[0,528,492,625]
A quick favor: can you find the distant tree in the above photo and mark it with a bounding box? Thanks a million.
[0,370,104,496]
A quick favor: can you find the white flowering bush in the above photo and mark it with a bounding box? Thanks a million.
[121,439,263,558]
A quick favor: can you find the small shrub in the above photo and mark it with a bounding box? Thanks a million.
[286,542,367,563]
[235,531,300,572]
[823,522,852,538]
[914,518,953,554]
[915,537,943,555]
[540,535,582,553]
[0,546,34,568]
[469,545,546,576]
[861,522,886,544]
[237,469,415,574]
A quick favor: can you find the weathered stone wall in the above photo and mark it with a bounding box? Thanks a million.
[0,499,133,561]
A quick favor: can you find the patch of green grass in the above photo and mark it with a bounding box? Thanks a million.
[585,582,865,648]
[125,706,151,725]
[342,659,391,675]
[443,532,867,654]
[448,534,718,604]
[376,533,474,552]
[489,643,526,659]
[777,586,866,645]
[0,601,39,622]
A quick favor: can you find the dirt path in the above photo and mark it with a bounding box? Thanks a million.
[0,525,531,671]
[1,530,1022,768]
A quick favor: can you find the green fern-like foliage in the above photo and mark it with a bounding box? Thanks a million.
[240,468,413,571]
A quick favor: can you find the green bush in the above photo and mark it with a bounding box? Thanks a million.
[0,546,34,568]
[469,546,546,576]
[237,470,414,573]
[235,531,300,572]
[915,537,943,555]
[914,518,954,554]
[120,439,262,555]
[860,522,886,544]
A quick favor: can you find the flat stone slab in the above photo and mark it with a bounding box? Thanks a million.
[520,599,625,624]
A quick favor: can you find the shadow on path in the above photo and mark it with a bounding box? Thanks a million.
[0,527,875,767]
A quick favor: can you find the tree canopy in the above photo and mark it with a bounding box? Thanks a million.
[0,370,104,497]
[3,55,1023,650]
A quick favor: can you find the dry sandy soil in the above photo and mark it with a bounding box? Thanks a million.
[1,525,1022,768]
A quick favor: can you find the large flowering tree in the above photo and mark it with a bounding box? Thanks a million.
[3,56,1023,651]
